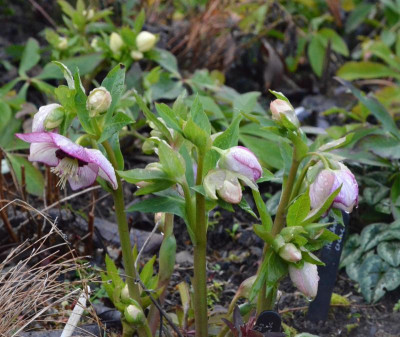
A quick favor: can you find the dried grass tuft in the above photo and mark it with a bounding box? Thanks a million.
[0,199,92,337]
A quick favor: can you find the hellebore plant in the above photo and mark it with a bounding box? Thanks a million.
[15,59,358,337]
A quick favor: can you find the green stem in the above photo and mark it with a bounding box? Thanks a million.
[193,153,208,337]
[256,147,301,313]
[103,141,152,337]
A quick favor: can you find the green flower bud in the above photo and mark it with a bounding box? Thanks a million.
[124,304,145,326]
[86,87,112,117]
[279,243,302,263]
[58,37,68,50]
[110,32,124,55]
[270,99,299,129]
[130,50,144,61]
[136,31,157,52]
[44,107,64,130]
[121,284,130,303]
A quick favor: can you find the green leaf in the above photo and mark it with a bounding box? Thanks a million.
[359,255,400,303]
[308,34,325,77]
[134,180,175,196]
[183,118,210,151]
[101,64,126,122]
[253,224,274,244]
[337,62,400,81]
[190,95,211,135]
[391,175,400,219]
[377,241,400,267]
[52,61,74,89]
[19,38,40,76]
[134,9,145,33]
[0,101,12,133]
[158,234,176,282]
[98,112,133,142]
[287,192,311,227]
[337,79,400,140]
[360,223,388,251]
[233,92,260,115]
[147,48,181,78]
[340,234,363,268]
[133,92,172,142]
[140,255,156,286]
[318,28,349,56]
[126,196,186,220]
[155,103,182,132]
[73,70,94,134]
[238,197,258,219]
[105,254,124,288]
[158,141,185,180]
[6,154,44,197]
[368,41,400,69]
[37,54,104,80]
[300,186,341,225]
[345,3,373,33]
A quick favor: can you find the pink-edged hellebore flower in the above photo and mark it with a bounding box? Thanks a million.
[289,262,319,298]
[15,132,117,191]
[32,104,63,132]
[204,169,242,204]
[217,146,262,182]
[310,162,358,213]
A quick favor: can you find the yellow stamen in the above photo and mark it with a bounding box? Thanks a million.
[51,157,79,189]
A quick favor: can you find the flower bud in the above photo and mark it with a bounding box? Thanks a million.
[289,262,319,298]
[33,103,62,132]
[86,87,112,117]
[44,107,64,130]
[136,31,157,52]
[236,275,256,299]
[124,304,145,326]
[279,243,302,263]
[121,284,130,303]
[310,162,358,213]
[130,50,144,60]
[217,146,262,182]
[204,169,242,204]
[91,37,100,50]
[110,32,124,55]
[58,37,68,50]
[270,99,299,128]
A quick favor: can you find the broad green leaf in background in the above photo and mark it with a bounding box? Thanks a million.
[6,154,44,196]
[37,54,104,80]
[147,48,181,78]
[0,101,12,133]
[308,34,326,77]
[318,28,349,56]
[337,62,400,81]
[360,222,387,251]
[377,241,400,267]
[98,111,133,142]
[359,254,400,303]
[233,92,260,115]
[338,79,400,140]
[19,38,40,77]
[345,3,374,33]
[340,234,363,268]
[126,196,186,219]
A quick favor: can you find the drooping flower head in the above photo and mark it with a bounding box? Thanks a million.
[217,146,262,182]
[15,132,117,191]
[32,104,63,132]
[289,262,319,298]
[310,162,358,213]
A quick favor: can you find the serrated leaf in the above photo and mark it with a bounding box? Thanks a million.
[105,254,124,288]
[52,61,74,89]
[98,111,133,142]
[74,70,94,134]
[158,141,185,180]
[287,192,311,227]
[126,196,186,220]
[190,95,211,135]
[155,103,182,132]
[101,64,126,122]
